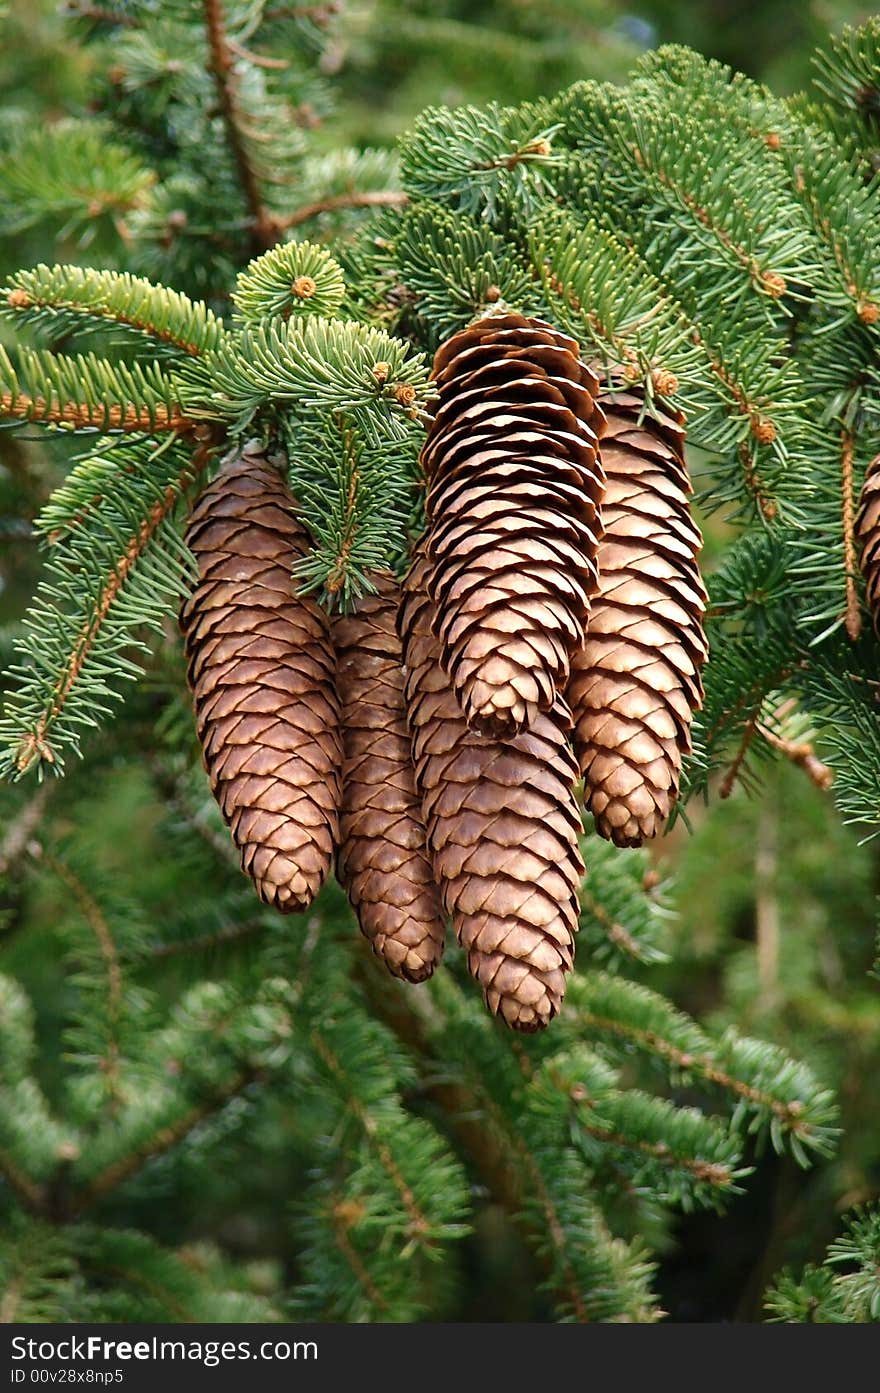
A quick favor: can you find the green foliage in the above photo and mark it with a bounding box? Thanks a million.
[766,1206,880,1322]
[3,263,226,357]
[400,102,562,220]
[1,1,880,1327]
[0,437,198,778]
[232,242,346,325]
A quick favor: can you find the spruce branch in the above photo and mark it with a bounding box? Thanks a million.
[183,316,428,433]
[232,240,346,323]
[840,427,863,640]
[276,189,408,230]
[63,2,139,26]
[755,720,834,791]
[202,0,277,253]
[2,266,226,359]
[0,438,214,778]
[0,785,50,878]
[567,974,838,1163]
[308,1028,435,1250]
[34,847,125,1111]
[0,120,154,242]
[70,1066,263,1216]
[0,344,189,435]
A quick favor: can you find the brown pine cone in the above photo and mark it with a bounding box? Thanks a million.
[180,441,342,911]
[399,548,584,1032]
[420,313,605,739]
[332,573,446,983]
[856,453,880,630]
[568,386,707,847]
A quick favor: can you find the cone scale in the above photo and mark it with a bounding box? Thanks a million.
[180,441,342,911]
[333,573,446,983]
[420,313,606,739]
[399,548,584,1032]
[568,386,708,846]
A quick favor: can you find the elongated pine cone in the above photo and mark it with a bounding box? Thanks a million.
[420,313,606,738]
[568,387,707,847]
[333,573,446,983]
[180,442,342,911]
[856,453,880,631]
[399,549,584,1031]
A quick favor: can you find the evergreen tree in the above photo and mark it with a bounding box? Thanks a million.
[1,3,879,1323]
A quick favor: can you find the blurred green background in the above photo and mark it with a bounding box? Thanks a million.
[1,0,879,1323]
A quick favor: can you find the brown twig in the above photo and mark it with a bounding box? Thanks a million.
[579,887,641,959]
[841,428,862,640]
[327,1197,391,1313]
[756,722,834,791]
[275,189,408,231]
[203,0,276,252]
[0,391,188,434]
[0,786,50,878]
[70,1068,262,1215]
[63,2,139,25]
[754,800,780,1010]
[719,708,761,799]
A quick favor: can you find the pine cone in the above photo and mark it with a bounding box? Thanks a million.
[399,548,584,1032]
[333,573,446,983]
[568,386,707,847]
[420,313,605,738]
[856,452,880,630]
[180,442,342,911]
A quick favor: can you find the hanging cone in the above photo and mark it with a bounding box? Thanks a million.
[420,313,605,738]
[180,441,342,911]
[568,386,707,847]
[399,547,584,1032]
[332,573,446,983]
[856,453,880,630]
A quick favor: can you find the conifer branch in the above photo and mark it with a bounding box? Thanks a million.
[63,2,138,25]
[0,392,186,434]
[719,707,761,798]
[576,1116,735,1189]
[203,0,276,253]
[36,849,124,1110]
[756,722,834,790]
[147,922,265,960]
[277,190,408,230]
[309,1029,433,1247]
[840,428,863,640]
[632,144,788,297]
[325,1193,392,1315]
[71,1067,263,1215]
[0,1149,47,1215]
[0,786,50,878]
[3,267,225,359]
[9,453,204,777]
[572,986,835,1158]
[262,3,341,22]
